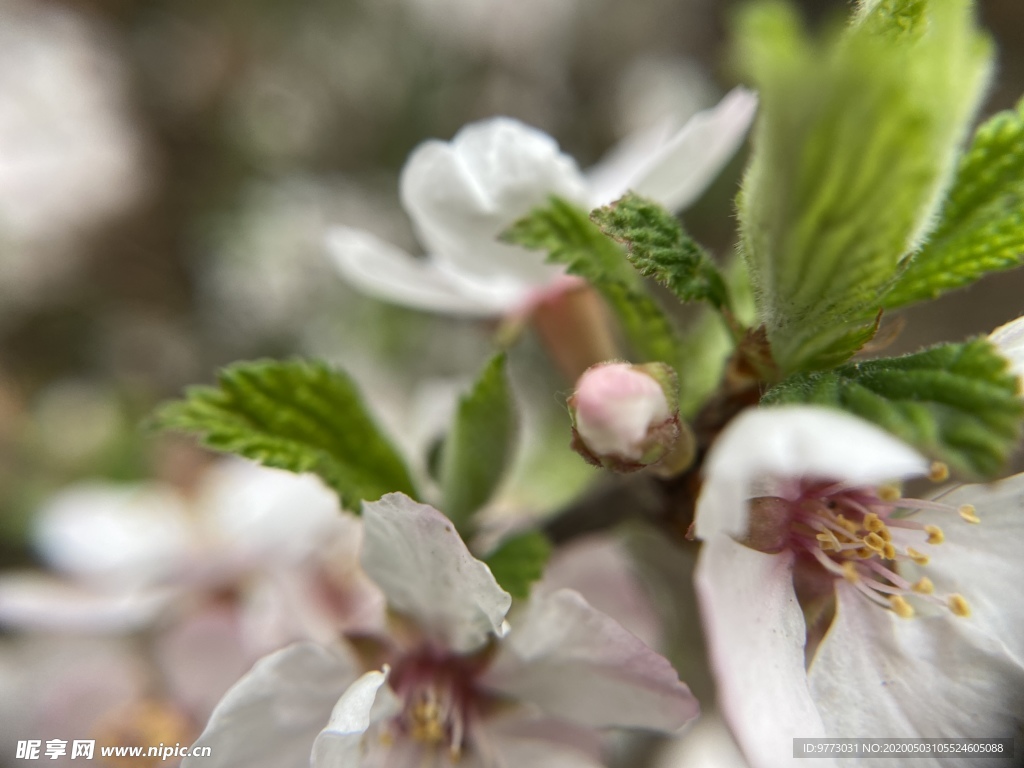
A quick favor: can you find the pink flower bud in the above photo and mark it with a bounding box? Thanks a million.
[568,362,681,472]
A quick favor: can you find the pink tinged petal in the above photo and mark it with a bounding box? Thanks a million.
[399,117,585,287]
[543,534,661,651]
[312,669,402,768]
[612,87,759,212]
[326,226,505,315]
[694,406,928,540]
[988,314,1024,383]
[186,642,358,768]
[0,573,172,631]
[808,583,1024,768]
[34,482,193,588]
[912,473,1024,668]
[487,588,698,732]
[155,606,253,724]
[694,536,832,768]
[477,734,607,768]
[361,493,512,653]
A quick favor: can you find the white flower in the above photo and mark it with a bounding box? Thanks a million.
[187,493,698,768]
[988,313,1024,385]
[0,0,150,317]
[0,461,384,646]
[692,406,1024,768]
[327,89,757,317]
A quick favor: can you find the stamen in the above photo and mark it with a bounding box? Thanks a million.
[863,532,885,552]
[925,525,944,545]
[878,484,902,501]
[948,594,971,617]
[958,505,980,524]
[863,513,886,533]
[882,542,897,560]
[905,547,929,566]
[889,595,915,618]
[928,462,949,483]
[912,577,934,594]
[841,562,860,582]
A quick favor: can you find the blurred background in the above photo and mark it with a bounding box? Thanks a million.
[0,0,1023,763]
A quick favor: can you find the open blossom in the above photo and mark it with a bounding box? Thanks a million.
[692,406,1024,768]
[187,493,697,768]
[327,89,756,317]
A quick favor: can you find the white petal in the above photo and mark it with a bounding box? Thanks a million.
[808,583,1024,768]
[312,669,402,768]
[198,460,344,563]
[988,314,1024,383]
[155,607,252,723]
[186,642,358,768]
[596,87,758,212]
[0,573,171,632]
[694,536,832,768]
[326,226,504,315]
[542,534,661,650]
[911,473,1024,668]
[34,482,193,588]
[694,406,927,540]
[361,493,511,653]
[653,713,749,768]
[487,588,698,732]
[400,117,585,287]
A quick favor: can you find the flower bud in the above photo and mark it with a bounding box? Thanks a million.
[568,362,682,472]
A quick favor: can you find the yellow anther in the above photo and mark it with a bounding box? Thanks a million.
[878,527,892,543]
[836,515,859,534]
[878,484,901,501]
[912,577,934,594]
[948,594,971,617]
[925,525,945,545]
[928,462,950,483]
[816,531,840,551]
[841,562,860,583]
[958,505,980,524]
[863,513,885,532]
[906,547,930,566]
[856,547,874,559]
[863,532,885,552]
[882,542,897,560]
[410,701,446,745]
[889,595,915,618]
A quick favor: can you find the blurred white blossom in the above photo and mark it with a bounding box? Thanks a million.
[328,89,757,317]
[0,0,151,316]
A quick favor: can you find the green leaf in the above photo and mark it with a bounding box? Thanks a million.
[440,354,516,531]
[735,0,992,374]
[762,339,1024,478]
[884,99,1024,309]
[484,530,552,599]
[155,359,417,508]
[591,192,730,311]
[502,196,681,365]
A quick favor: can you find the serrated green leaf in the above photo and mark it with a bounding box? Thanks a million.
[155,359,417,509]
[502,196,681,366]
[484,530,552,599]
[591,192,730,311]
[440,354,516,532]
[762,339,1024,477]
[736,0,992,374]
[884,99,1024,309]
